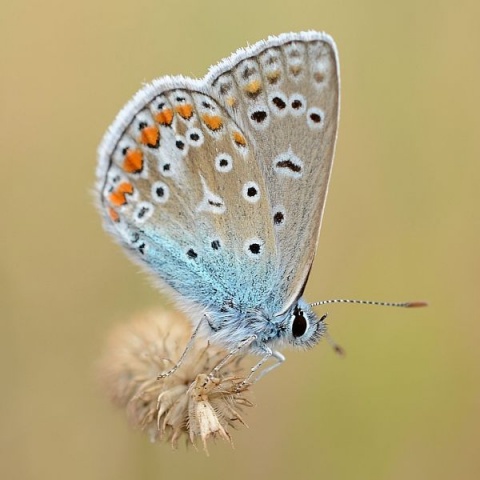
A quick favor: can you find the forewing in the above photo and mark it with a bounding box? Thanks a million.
[208,32,340,314]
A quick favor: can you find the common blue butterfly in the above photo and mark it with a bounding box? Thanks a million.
[96,31,423,382]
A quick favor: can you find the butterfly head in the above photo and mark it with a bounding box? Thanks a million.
[278,298,326,350]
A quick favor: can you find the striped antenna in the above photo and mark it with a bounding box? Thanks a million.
[310,299,428,308]
[312,299,427,357]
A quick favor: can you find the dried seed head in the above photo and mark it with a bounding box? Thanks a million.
[98,309,253,452]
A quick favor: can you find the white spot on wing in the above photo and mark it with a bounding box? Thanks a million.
[151,181,170,204]
[186,127,205,147]
[273,148,303,178]
[215,153,233,173]
[248,104,270,130]
[133,202,154,224]
[307,107,325,129]
[243,237,265,258]
[268,91,288,117]
[289,93,307,116]
[158,157,175,177]
[242,181,261,203]
[197,176,226,214]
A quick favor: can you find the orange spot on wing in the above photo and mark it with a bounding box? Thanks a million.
[139,125,160,148]
[123,149,143,173]
[175,104,193,120]
[108,207,120,222]
[109,182,134,206]
[290,65,302,76]
[244,80,262,95]
[155,108,174,126]
[118,182,134,195]
[109,191,125,206]
[226,97,237,107]
[202,114,223,131]
[266,70,280,83]
[233,131,246,147]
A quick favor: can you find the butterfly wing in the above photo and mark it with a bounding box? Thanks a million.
[97,81,278,312]
[207,31,340,314]
[97,31,339,321]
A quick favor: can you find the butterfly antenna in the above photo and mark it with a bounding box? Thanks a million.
[312,299,427,356]
[310,299,428,308]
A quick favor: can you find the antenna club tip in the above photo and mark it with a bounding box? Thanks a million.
[405,301,428,308]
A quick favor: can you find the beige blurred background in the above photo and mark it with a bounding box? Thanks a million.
[2,0,479,479]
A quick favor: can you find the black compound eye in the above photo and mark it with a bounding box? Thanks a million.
[292,307,308,338]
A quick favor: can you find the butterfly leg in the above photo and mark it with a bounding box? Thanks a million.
[241,349,286,386]
[209,335,257,378]
[157,314,205,379]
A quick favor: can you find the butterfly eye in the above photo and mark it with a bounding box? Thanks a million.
[291,307,308,338]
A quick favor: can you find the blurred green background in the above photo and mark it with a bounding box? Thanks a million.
[2,0,479,479]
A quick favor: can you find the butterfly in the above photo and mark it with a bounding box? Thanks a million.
[96,31,341,379]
